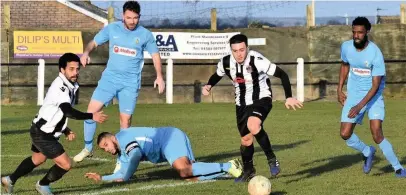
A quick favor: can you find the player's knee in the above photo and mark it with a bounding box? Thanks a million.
[178,167,193,179]
[241,134,254,146]
[31,154,46,166]
[340,131,351,140]
[119,116,131,129]
[173,157,192,178]
[87,102,102,113]
[59,160,72,171]
[371,130,384,144]
[372,136,384,144]
[55,158,72,171]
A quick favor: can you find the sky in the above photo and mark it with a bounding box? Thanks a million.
[91,0,406,19]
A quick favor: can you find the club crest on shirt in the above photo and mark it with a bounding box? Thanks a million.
[365,61,369,67]
[135,37,140,44]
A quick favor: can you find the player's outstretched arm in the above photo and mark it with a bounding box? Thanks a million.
[271,66,303,110]
[203,59,226,96]
[59,103,107,123]
[202,73,223,96]
[337,62,350,106]
[151,53,165,94]
[80,41,96,67]
[86,147,143,183]
[63,127,76,141]
[120,148,143,181]
[81,25,110,67]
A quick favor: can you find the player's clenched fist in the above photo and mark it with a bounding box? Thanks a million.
[202,85,212,96]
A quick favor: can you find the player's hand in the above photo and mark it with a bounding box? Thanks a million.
[154,76,165,94]
[80,53,91,67]
[93,111,108,123]
[85,172,101,182]
[285,97,303,111]
[65,131,76,141]
[202,85,212,96]
[348,104,363,118]
[337,90,347,107]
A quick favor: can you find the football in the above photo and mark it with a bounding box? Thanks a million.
[248,175,272,195]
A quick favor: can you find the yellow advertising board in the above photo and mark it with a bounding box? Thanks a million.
[13,31,83,58]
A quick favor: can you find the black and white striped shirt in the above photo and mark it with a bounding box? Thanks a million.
[216,50,277,106]
[32,72,79,137]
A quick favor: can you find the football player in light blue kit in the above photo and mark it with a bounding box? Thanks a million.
[84,127,243,182]
[74,1,165,163]
[338,17,405,177]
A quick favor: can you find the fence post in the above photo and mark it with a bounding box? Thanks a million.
[401,4,406,24]
[296,58,304,102]
[166,59,173,104]
[211,8,217,31]
[108,6,115,23]
[194,80,202,103]
[37,59,45,106]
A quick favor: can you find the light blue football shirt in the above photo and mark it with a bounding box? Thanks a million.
[340,40,385,97]
[94,22,159,83]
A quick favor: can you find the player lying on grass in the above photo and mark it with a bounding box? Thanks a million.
[84,127,243,182]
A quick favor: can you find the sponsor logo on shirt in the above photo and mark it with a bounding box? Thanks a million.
[233,77,246,84]
[113,45,137,57]
[352,68,371,76]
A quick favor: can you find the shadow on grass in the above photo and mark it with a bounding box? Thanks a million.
[198,140,310,162]
[283,153,384,183]
[1,129,30,136]
[373,156,406,176]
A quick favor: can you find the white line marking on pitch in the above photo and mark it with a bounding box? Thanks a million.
[76,180,216,195]
[76,188,131,195]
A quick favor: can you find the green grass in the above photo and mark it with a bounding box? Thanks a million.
[1,100,406,194]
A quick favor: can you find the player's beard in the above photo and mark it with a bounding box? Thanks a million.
[113,143,119,155]
[124,21,137,30]
[64,72,78,84]
[69,76,78,83]
[353,35,368,49]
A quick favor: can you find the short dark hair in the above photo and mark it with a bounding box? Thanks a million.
[352,17,371,31]
[123,1,141,15]
[97,132,113,145]
[58,53,80,72]
[229,34,248,47]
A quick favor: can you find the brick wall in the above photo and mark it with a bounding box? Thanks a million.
[1,1,104,30]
